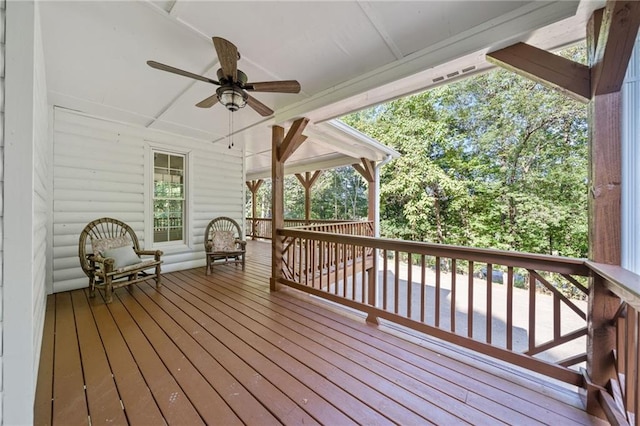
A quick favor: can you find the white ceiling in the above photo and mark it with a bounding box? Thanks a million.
[39,1,603,176]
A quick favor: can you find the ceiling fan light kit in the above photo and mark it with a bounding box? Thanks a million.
[147,36,301,117]
[217,86,247,111]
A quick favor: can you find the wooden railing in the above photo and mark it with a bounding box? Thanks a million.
[273,223,640,422]
[586,262,640,425]
[246,217,356,240]
[277,227,591,386]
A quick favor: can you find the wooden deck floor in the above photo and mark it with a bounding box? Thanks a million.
[35,240,606,425]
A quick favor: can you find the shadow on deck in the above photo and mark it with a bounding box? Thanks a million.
[35,240,605,425]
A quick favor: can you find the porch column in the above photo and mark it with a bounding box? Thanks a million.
[246,179,263,239]
[353,158,378,322]
[585,3,639,417]
[295,170,321,222]
[271,118,309,291]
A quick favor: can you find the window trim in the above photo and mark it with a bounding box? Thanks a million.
[145,142,193,251]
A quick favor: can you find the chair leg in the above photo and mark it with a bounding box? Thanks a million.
[105,277,113,304]
[206,255,211,275]
[155,264,162,288]
[242,253,245,271]
[89,277,96,298]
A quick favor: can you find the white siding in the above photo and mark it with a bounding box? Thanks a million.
[3,1,51,424]
[53,109,244,292]
[622,32,640,274]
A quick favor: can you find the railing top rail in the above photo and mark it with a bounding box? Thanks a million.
[279,228,589,276]
[586,261,640,310]
[290,220,372,230]
[247,218,352,223]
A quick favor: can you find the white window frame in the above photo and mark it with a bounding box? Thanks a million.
[145,142,193,252]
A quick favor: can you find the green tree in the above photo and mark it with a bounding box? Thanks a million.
[343,45,588,257]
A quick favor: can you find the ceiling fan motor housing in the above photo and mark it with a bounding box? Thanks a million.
[216,85,248,111]
[217,68,248,85]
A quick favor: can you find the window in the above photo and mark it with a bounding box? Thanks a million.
[153,151,185,243]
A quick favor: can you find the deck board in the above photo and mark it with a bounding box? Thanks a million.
[71,290,127,426]
[88,289,166,425]
[36,240,606,425]
[52,293,89,425]
[176,269,499,425]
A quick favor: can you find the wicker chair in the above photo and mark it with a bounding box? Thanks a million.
[204,217,246,274]
[79,217,163,303]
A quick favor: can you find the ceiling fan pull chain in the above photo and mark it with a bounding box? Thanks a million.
[228,111,234,149]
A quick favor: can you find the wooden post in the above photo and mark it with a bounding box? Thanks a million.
[246,179,263,239]
[295,170,321,223]
[271,118,310,291]
[353,158,379,323]
[584,3,639,417]
[271,127,285,291]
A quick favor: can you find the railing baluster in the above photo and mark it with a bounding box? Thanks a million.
[451,259,457,333]
[304,238,309,287]
[407,253,413,319]
[342,243,347,298]
[554,292,561,341]
[394,251,400,314]
[435,256,441,328]
[319,240,324,291]
[351,244,357,301]
[361,245,366,303]
[310,239,316,288]
[383,250,388,311]
[468,261,474,338]
[507,266,514,350]
[421,254,426,323]
[529,272,536,352]
[334,241,339,295]
[487,263,493,344]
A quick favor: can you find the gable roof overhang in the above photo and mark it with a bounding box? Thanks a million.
[246,119,400,181]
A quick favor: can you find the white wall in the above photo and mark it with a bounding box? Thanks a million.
[53,108,245,292]
[622,32,640,274]
[4,1,51,424]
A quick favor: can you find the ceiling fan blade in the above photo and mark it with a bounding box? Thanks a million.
[147,60,219,85]
[245,80,301,93]
[246,94,274,117]
[212,37,238,82]
[195,94,219,108]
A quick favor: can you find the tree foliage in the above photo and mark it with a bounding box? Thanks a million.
[342,46,588,257]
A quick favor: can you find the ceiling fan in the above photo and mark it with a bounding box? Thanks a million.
[147,37,301,117]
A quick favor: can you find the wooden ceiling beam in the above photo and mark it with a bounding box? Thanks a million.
[591,1,640,96]
[278,117,310,162]
[486,42,591,103]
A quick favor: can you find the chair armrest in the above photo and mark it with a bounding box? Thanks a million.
[236,239,247,249]
[90,253,115,273]
[136,249,163,262]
